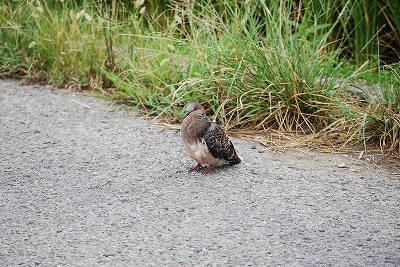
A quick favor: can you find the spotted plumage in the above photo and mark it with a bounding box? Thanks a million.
[180,102,241,174]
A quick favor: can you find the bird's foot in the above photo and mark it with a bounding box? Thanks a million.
[188,163,203,172]
[201,165,213,174]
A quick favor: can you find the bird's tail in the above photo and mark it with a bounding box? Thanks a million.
[227,147,241,165]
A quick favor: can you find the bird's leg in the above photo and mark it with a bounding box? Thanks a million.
[189,163,203,172]
[201,165,213,174]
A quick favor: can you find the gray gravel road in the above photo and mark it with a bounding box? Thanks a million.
[1,80,399,266]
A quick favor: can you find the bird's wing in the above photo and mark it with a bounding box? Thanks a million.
[203,123,241,165]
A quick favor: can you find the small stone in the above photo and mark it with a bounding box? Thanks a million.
[251,170,258,175]
[251,145,257,149]
[251,177,262,183]
[363,157,371,161]
[336,163,348,168]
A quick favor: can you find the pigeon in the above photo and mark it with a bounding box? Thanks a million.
[180,102,241,174]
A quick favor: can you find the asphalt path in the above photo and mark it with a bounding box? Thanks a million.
[0,80,399,266]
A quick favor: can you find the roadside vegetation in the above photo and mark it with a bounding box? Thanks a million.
[1,0,399,155]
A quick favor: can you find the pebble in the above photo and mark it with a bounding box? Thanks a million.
[336,163,348,168]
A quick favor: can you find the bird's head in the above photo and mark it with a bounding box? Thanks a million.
[184,102,205,118]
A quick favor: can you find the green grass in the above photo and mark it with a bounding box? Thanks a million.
[1,0,399,154]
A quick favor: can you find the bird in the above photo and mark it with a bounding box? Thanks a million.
[180,102,241,174]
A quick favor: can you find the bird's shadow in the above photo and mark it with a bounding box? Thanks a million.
[185,164,240,175]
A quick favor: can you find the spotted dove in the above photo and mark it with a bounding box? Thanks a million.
[180,102,241,174]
